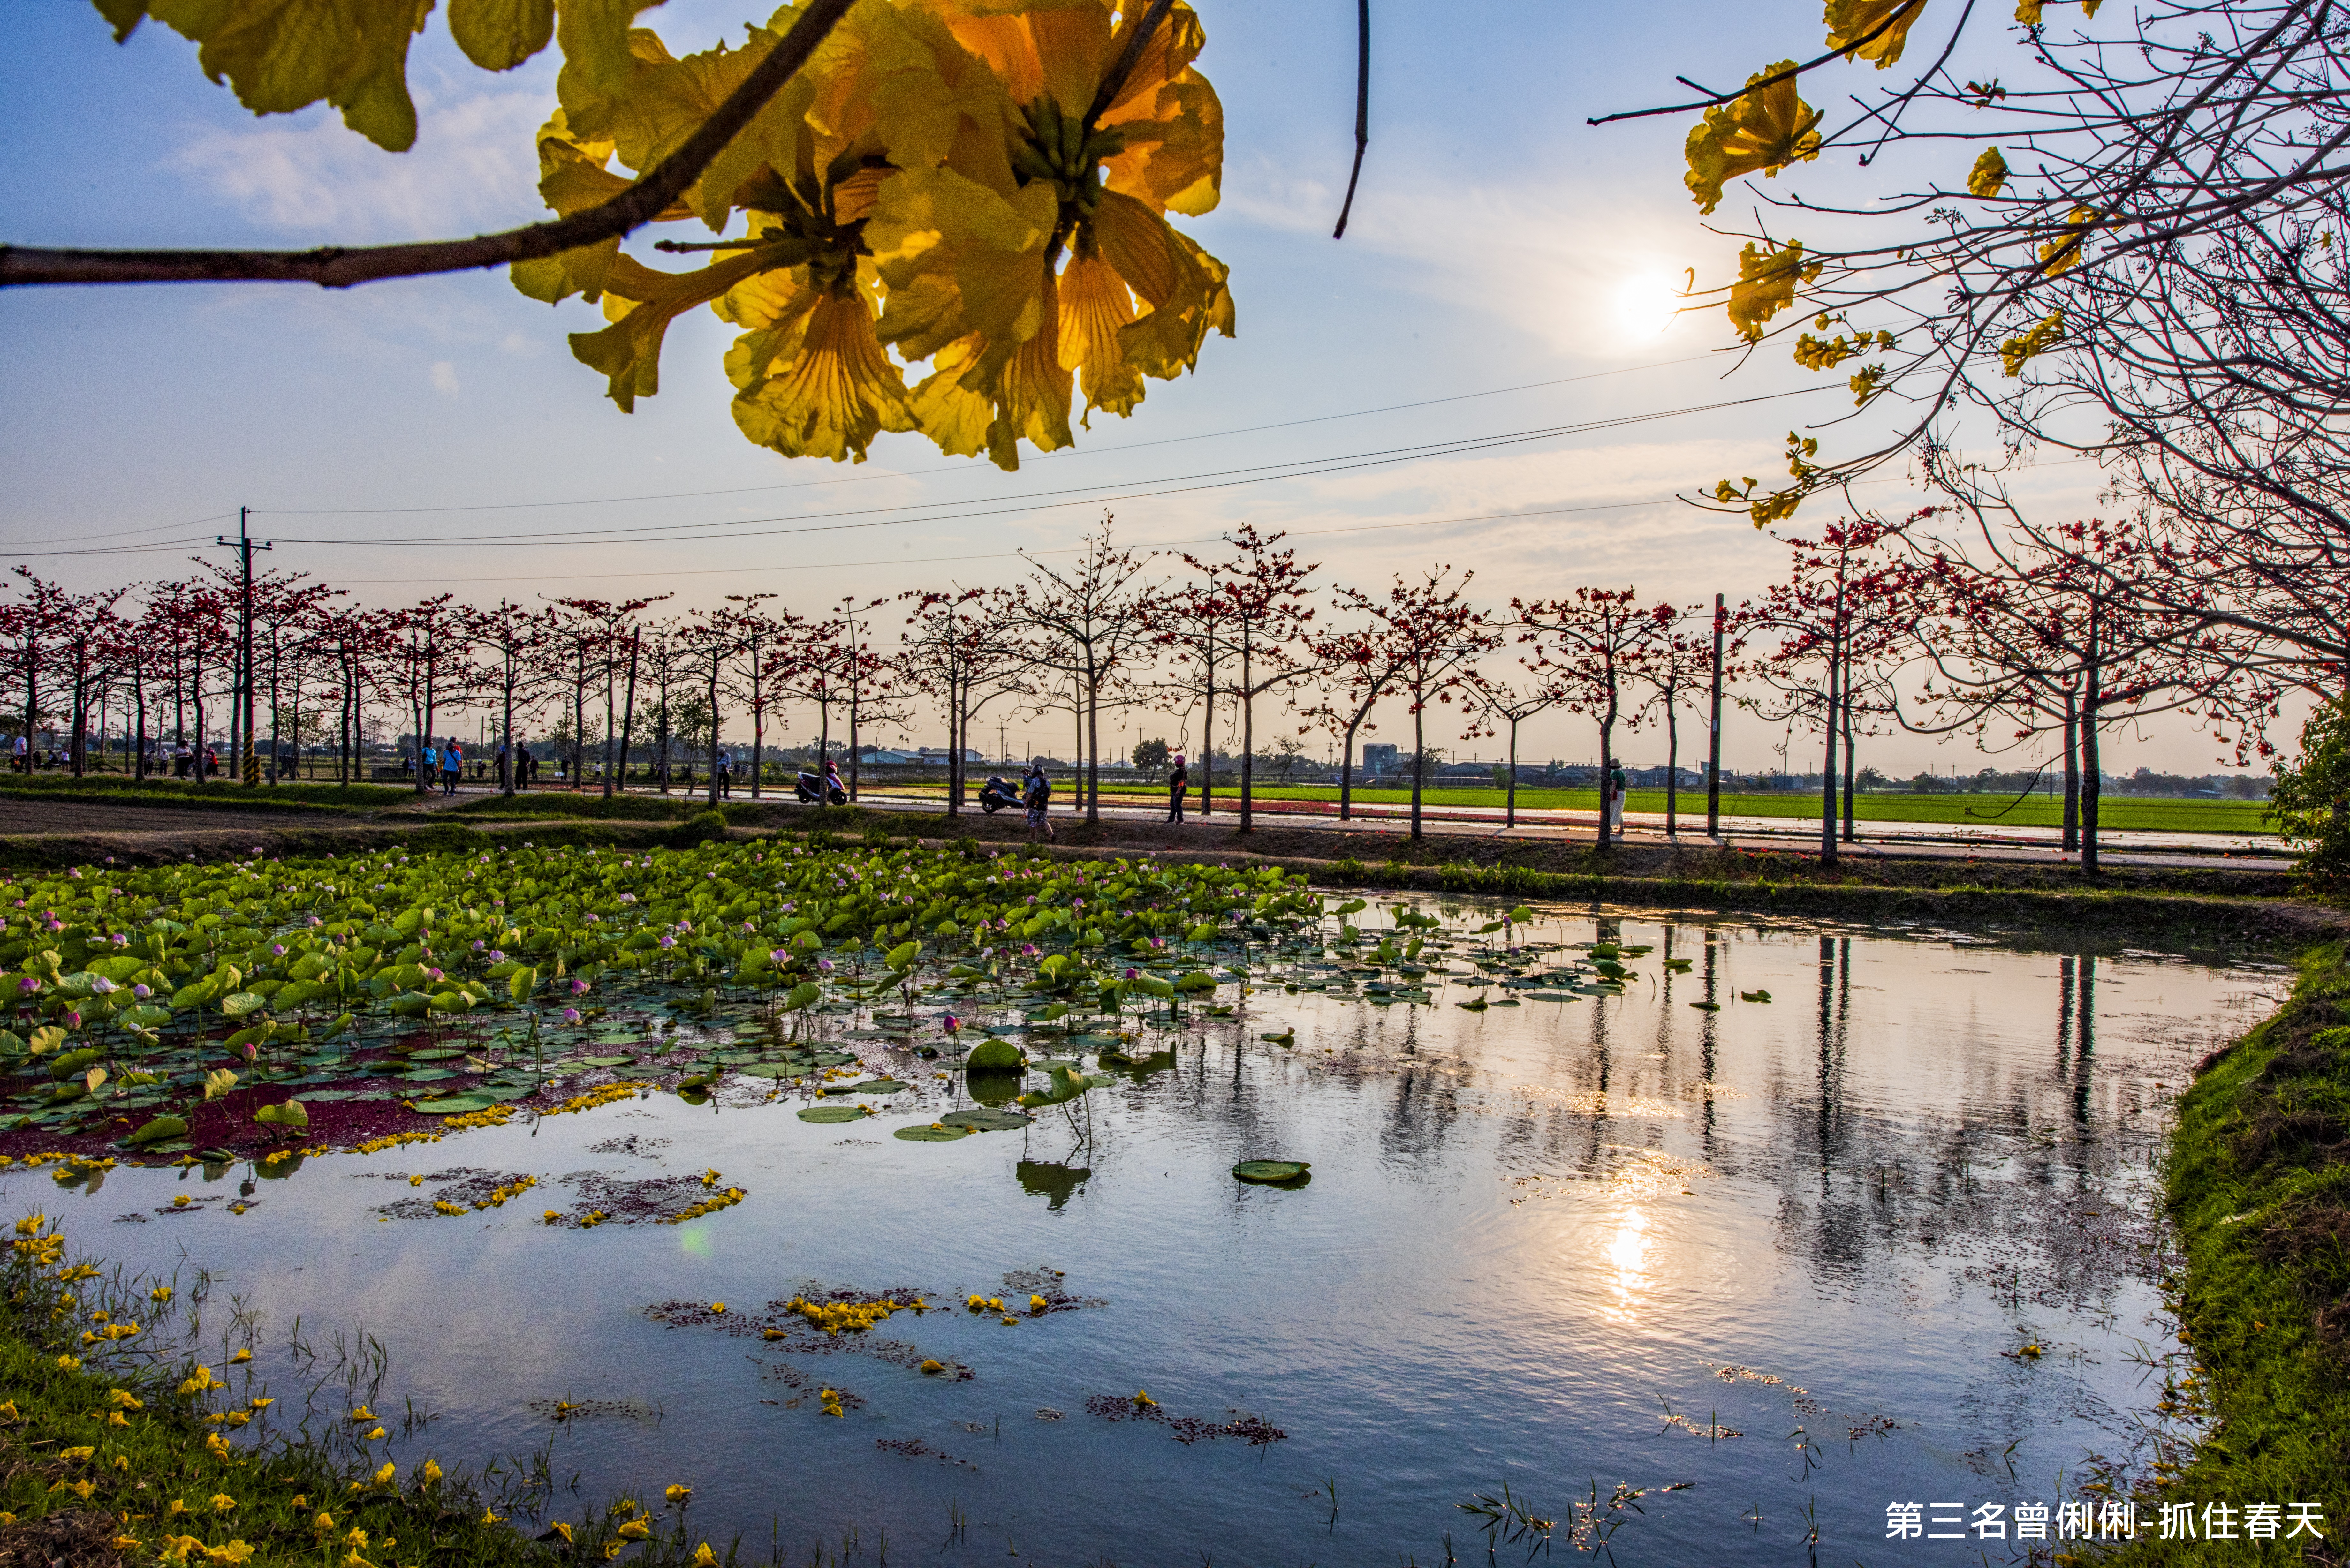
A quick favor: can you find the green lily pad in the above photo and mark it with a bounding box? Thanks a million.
[407,1047,469,1060]
[812,1050,858,1066]
[402,1067,464,1082]
[576,1054,637,1067]
[476,1084,538,1102]
[412,1095,498,1115]
[124,1115,187,1148]
[293,1089,366,1102]
[938,1106,1033,1131]
[850,1078,909,1093]
[1233,1160,1311,1184]
[734,1064,805,1080]
[797,1104,870,1124]
[893,1123,976,1142]
[964,1037,1025,1072]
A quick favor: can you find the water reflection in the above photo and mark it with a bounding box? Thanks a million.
[14,909,2288,1567]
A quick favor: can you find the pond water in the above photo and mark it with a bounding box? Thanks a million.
[7,906,2286,1566]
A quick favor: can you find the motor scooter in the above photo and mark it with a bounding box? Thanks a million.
[795,771,848,805]
[977,775,1023,814]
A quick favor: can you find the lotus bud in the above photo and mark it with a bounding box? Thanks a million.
[562,1008,582,1025]
[132,984,150,1000]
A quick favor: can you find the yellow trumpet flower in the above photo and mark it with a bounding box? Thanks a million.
[665,1484,693,1504]
[617,1519,652,1540]
[691,1546,718,1568]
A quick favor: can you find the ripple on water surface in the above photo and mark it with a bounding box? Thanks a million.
[9,908,2287,1565]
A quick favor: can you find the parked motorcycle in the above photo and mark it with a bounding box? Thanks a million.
[795,771,848,805]
[977,775,1023,814]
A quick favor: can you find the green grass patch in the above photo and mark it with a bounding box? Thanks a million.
[447,791,709,822]
[0,776,411,814]
[0,1217,747,1566]
[2119,943,2350,1561]
[1085,784,2276,836]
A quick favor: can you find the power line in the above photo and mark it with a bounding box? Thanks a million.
[243,353,1725,518]
[253,387,1838,552]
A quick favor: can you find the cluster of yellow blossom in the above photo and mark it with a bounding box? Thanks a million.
[551,1082,638,1117]
[817,1387,845,1418]
[661,1186,747,1226]
[516,0,1230,471]
[442,1104,519,1131]
[352,1130,442,1156]
[786,1295,910,1335]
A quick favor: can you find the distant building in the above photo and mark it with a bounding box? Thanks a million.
[915,747,983,763]
[856,746,921,764]
[1361,743,1400,772]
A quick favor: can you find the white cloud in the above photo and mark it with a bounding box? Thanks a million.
[430,361,462,399]
[1221,154,1721,359]
[163,85,547,242]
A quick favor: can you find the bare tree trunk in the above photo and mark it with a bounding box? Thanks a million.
[2061,687,2081,853]
[1410,697,1426,841]
[1507,716,1520,828]
[617,630,640,798]
[706,654,724,808]
[1819,635,1839,869]
[1663,695,1677,839]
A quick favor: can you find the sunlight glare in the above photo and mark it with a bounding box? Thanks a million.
[1613,271,1684,340]
[1605,1206,1651,1321]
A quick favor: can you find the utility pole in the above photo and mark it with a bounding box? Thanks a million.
[215,507,271,787]
[1706,591,1725,839]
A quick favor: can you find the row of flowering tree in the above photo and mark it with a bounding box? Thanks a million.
[0,503,2282,871]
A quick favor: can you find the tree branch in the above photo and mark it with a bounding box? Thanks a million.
[0,0,857,290]
[1588,0,1927,127]
[1332,0,1371,238]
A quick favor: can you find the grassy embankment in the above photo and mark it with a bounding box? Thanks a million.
[0,1216,731,1566]
[2119,942,2350,1562]
[0,776,414,813]
[1073,785,2275,835]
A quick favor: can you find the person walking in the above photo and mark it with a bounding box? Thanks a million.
[1605,759,1627,840]
[716,748,734,798]
[421,739,438,787]
[441,739,464,796]
[1023,758,1055,842]
[1166,752,1188,822]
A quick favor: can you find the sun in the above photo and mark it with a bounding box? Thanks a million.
[1612,271,1687,340]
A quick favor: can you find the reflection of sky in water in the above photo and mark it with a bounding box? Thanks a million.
[7,911,2287,1565]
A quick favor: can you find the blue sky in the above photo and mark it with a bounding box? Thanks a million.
[3,0,2227,776]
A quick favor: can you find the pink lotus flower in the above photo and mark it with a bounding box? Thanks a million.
[426,968,445,982]
[618,893,637,905]
[570,979,589,995]
[659,936,676,950]
[562,1007,582,1025]
[238,1041,256,1061]
[1122,967,1139,981]
[110,933,129,947]
[817,958,834,974]
[65,1010,83,1029]
[770,948,790,964]
[271,943,287,957]
[942,1014,960,1033]
[487,950,505,963]
[90,976,116,995]
[132,984,150,1000]
[16,977,38,995]
[1020,944,1039,958]
[472,940,486,952]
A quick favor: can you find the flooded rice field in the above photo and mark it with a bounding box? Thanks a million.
[5,904,2287,1565]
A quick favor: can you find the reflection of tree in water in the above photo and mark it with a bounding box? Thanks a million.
[1016,1158,1090,1211]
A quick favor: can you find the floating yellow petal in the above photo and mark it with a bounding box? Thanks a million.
[1685,63,1824,213]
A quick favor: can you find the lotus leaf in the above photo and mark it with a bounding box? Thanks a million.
[938,1106,1033,1131]
[254,1100,310,1129]
[219,992,267,1018]
[125,1115,187,1147]
[893,1123,975,1142]
[1232,1160,1311,1184]
[964,1038,1025,1071]
[413,1095,498,1115]
[797,1104,869,1123]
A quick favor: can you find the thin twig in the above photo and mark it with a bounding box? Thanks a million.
[0,0,857,289]
[1332,0,1371,238]
[1587,0,1927,126]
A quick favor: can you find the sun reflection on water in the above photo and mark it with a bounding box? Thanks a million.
[1605,1207,1651,1321]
